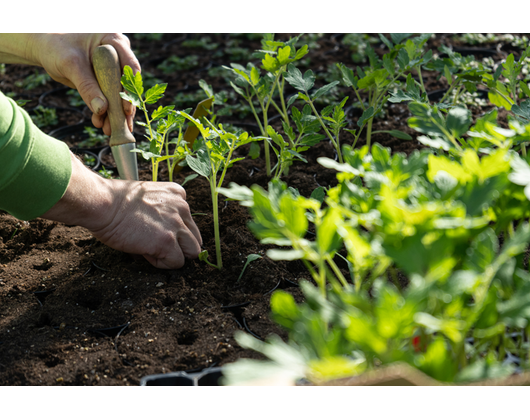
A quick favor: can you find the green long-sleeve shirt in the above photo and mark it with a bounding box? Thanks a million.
[0,91,72,220]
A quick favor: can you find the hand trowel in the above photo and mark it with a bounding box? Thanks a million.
[92,45,139,181]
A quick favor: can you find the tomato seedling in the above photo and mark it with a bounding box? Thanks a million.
[224,34,308,176]
[120,65,190,182]
[180,111,264,270]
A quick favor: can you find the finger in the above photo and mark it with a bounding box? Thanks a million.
[180,212,203,246]
[64,52,108,117]
[176,227,202,260]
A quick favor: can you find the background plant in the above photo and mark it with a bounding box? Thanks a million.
[224,34,309,176]
[220,110,530,384]
[333,33,433,151]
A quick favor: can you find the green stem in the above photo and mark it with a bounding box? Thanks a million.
[210,175,222,270]
[278,75,290,127]
[325,256,349,288]
[416,65,427,95]
[306,96,343,163]
[366,117,373,151]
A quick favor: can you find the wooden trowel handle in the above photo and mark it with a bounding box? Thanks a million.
[92,45,135,147]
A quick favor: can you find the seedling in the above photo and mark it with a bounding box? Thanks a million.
[237,254,262,282]
[335,33,432,150]
[30,105,57,128]
[15,69,51,90]
[223,114,530,384]
[265,103,326,179]
[79,126,107,148]
[224,34,309,176]
[181,112,263,270]
[158,55,199,73]
[120,65,190,182]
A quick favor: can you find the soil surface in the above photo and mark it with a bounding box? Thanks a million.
[0,33,525,385]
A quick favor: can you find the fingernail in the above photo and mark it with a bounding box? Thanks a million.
[91,97,105,114]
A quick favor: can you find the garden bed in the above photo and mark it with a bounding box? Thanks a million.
[1,33,529,385]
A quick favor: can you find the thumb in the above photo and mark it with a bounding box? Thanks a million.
[67,56,109,116]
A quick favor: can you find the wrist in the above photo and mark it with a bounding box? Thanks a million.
[41,153,117,232]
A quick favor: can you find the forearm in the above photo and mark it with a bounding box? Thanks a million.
[0,34,39,65]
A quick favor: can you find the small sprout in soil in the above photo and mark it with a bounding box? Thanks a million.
[237,254,262,283]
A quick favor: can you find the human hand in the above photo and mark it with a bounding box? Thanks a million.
[42,154,202,269]
[91,180,203,269]
[29,33,140,135]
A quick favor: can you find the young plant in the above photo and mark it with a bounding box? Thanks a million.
[120,65,190,182]
[335,33,433,150]
[181,112,263,270]
[224,34,309,176]
[483,46,530,110]
[420,45,490,106]
[265,104,326,179]
[222,129,530,385]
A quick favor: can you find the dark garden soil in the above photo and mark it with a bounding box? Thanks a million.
[0,33,525,385]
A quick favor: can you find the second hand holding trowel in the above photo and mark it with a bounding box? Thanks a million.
[93,45,139,181]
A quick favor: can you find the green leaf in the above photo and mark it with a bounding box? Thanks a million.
[250,66,260,86]
[237,253,262,282]
[185,153,211,177]
[285,64,315,92]
[512,100,530,122]
[249,141,261,159]
[446,106,471,138]
[390,33,413,45]
[337,63,357,88]
[316,207,342,255]
[181,173,198,186]
[488,82,514,110]
[519,81,530,99]
[120,91,142,109]
[277,46,291,66]
[267,249,304,261]
[397,48,410,69]
[196,81,212,101]
[270,290,300,329]
[455,358,515,383]
[357,106,374,128]
[312,81,340,100]
[310,186,326,203]
[121,65,143,96]
[144,83,167,104]
[372,130,412,140]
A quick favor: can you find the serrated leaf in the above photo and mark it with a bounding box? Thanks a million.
[121,65,144,96]
[186,153,211,177]
[312,81,340,100]
[512,100,530,122]
[390,33,412,45]
[357,106,374,128]
[277,46,291,66]
[120,91,142,109]
[285,64,315,92]
[144,83,167,104]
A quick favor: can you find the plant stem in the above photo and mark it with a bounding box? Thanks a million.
[210,175,222,270]
[325,256,349,288]
[306,97,343,163]
[366,117,373,151]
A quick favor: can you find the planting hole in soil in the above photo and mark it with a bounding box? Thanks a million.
[3,33,530,388]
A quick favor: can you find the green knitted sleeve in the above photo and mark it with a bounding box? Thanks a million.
[0,91,72,220]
